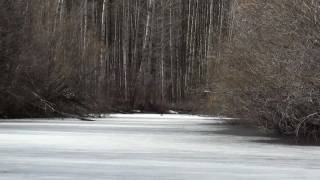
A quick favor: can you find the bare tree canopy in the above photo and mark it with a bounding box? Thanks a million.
[0,0,232,116]
[1,0,320,141]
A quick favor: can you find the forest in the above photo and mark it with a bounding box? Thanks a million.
[1,0,320,141]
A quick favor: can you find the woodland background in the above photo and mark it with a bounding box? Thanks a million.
[1,0,320,141]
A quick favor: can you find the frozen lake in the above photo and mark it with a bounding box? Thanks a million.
[1,114,320,180]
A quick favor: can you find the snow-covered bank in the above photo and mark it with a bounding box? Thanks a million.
[109,113,228,120]
[0,114,320,180]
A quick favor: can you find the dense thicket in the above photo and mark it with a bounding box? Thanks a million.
[3,0,319,142]
[209,0,320,141]
[0,0,232,117]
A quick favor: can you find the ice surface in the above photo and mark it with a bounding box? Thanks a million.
[0,114,320,180]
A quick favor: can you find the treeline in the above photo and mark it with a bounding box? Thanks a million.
[0,0,232,117]
[3,0,319,141]
[209,0,320,141]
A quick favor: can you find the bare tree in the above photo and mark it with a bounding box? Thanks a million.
[209,0,320,141]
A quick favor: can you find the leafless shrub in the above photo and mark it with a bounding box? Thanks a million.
[210,0,320,141]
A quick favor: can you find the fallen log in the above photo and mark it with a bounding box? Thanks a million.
[5,89,95,121]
